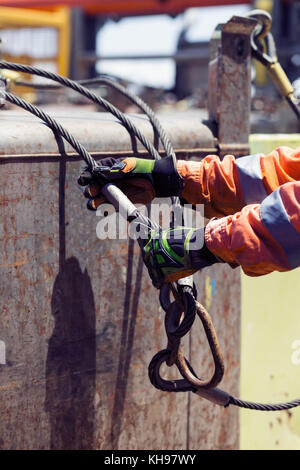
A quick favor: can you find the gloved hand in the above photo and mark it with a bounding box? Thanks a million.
[78,155,183,210]
[142,226,222,288]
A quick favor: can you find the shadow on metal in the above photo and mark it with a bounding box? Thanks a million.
[45,257,96,449]
[110,240,144,449]
[44,154,96,449]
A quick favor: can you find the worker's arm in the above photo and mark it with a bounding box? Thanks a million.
[143,180,300,285]
[205,180,300,276]
[78,148,300,283]
[178,146,300,218]
[79,147,300,218]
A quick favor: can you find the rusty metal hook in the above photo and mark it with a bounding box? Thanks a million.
[156,297,225,390]
[175,302,225,390]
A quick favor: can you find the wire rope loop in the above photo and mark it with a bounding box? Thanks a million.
[160,290,196,367]
[246,11,275,66]
[250,29,277,67]
[174,302,225,390]
[159,281,197,313]
[148,349,195,393]
[246,9,272,41]
[165,295,196,340]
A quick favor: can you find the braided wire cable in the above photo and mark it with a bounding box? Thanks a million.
[96,77,175,159]
[15,76,117,89]
[228,395,300,411]
[2,60,180,208]
[2,89,160,238]
[0,60,162,161]
[2,91,98,170]
[2,63,181,223]
[15,75,175,158]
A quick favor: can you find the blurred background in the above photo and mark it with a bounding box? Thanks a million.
[0,0,300,132]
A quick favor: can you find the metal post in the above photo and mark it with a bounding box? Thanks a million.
[69,8,85,80]
[208,16,257,158]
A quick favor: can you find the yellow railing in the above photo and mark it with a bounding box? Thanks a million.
[0,5,71,76]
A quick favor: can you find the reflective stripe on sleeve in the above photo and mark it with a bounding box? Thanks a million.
[236,153,268,204]
[260,187,300,269]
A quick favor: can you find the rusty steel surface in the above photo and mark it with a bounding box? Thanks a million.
[0,109,217,159]
[0,110,241,450]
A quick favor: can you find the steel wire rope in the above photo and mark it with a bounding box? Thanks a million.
[0,60,162,161]
[1,60,186,221]
[1,60,185,216]
[15,76,120,89]
[227,395,300,411]
[1,89,157,233]
[13,75,176,159]
[1,60,182,209]
[2,91,97,170]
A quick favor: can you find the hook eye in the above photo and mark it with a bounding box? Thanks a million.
[246,9,272,41]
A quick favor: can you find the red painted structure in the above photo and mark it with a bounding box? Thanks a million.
[0,0,252,16]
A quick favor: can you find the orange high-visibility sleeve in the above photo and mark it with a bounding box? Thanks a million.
[205,181,300,276]
[177,146,300,218]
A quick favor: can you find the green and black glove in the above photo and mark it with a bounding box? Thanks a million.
[78,155,183,210]
[142,226,222,288]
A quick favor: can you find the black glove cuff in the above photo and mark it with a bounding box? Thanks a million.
[152,155,184,197]
[190,228,224,270]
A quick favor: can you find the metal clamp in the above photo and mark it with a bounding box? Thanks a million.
[248,10,300,121]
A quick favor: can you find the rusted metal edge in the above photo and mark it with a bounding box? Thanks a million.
[222,15,257,35]
[0,110,217,157]
[217,143,250,158]
[0,147,218,161]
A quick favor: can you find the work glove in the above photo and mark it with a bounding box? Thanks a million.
[78,155,183,210]
[142,226,223,288]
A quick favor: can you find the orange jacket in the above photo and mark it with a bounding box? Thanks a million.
[177,146,300,276]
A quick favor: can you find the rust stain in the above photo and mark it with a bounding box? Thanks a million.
[286,410,293,419]
[154,316,163,353]
[40,263,55,282]
[0,381,20,392]
[0,233,33,241]
[0,249,27,268]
